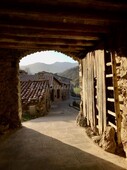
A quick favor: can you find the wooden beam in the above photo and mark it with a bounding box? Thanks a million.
[1,0,127,11]
[0,2,127,23]
[108,121,117,130]
[111,51,121,144]
[0,0,126,57]
[107,110,116,117]
[0,32,101,41]
[0,37,95,46]
[0,21,109,34]
[0,42,87,51]
[0,14,124,29]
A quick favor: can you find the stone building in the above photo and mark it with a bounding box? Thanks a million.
[54,74,71,100]
[20,80,50,116]
[37,71,71,101]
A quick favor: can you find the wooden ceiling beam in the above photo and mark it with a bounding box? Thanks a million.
[0,32,101,41]
[0,42,87,52]
[0,2,127,23]
[0,42,87,48]
[0,11,125,28]
[0,38,94,46]
[0,0,126,59]
[1,0,127,11]
[0,20,110,34]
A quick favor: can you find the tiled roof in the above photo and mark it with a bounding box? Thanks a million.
[38,72,53,87]
[20,74,39,81]
[54,74,70,85]
[20,80,49,104]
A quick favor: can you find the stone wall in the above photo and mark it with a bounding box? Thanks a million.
[22,88,51,117]
[53,79,62,101]
[0,52,22,133]
[36,92,50,116]
[34,89,51,116]
[116,55,127,157]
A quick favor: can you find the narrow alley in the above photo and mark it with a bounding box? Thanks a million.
[0,100,127,170]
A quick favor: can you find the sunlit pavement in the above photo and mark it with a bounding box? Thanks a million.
[0,100,127,170]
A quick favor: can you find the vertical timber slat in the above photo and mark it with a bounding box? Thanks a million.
[87,54,89,125]
[83,57,88,120]
[102,51,107,132]
[98,51,103,134]
[111,51,121,144]
[92,53,96,128]
[82,50,106,134]
[95,50,106,134]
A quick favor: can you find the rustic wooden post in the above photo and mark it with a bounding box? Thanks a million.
[111,51,122,145]
[102,51,107,132]
[95,50,106,134]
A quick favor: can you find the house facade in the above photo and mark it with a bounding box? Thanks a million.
[37,71,71,101]
[54,75,71,100]
[20,78,50,116]
[19,71,71,116]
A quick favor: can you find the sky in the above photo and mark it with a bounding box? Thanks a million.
[19,51,77,66]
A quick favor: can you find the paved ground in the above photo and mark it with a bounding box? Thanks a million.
[0,99,127,170]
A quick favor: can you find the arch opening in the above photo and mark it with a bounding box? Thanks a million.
[19,50,80,122]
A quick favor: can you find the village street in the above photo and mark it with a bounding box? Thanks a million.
[0,99,127,170]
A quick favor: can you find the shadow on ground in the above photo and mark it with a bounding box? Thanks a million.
[0,127,126,170]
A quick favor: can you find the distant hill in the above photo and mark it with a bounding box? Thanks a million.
[59,66,79,86]
[20,62,78,74]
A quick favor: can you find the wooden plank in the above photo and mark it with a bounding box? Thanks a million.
[96,50,103,134]
[96,52,101,132]
[98,51,102,134]
[0,22,109,34]
[90,53,92,127]
[0,37,94,46]
[0,2,126,25]
[95,50,106,134]
[107,110,116,117]
[88,53,94,129]
[111,51,121,144]
[102,51,107,132]
[107,98,115,102]
[0,43,85,57]
[0,1,127,28]
[0,30,102,40]
[82,57,87,118]
[85,55,89,125]
[83,50,106,133]
[106,74,113,78]
[91,53,96,129]
[106,62,112,66]
[96,115,99,119]
[88,53,91,126]
[94,53,99,129]
[84,52,96,129]
[1,1,127,14]
[108,121,117,130]
[107,86,114,90]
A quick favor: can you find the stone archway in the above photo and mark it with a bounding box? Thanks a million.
[0,49,79,133]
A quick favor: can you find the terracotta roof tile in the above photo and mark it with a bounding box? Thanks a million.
[20,74,39,81]
[20,80,49,104]
[54,74,70,85]
[38,72,53,87]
